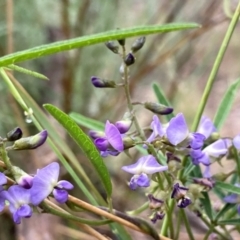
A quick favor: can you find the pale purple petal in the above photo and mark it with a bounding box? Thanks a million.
[142,155,168,174]
[203,165,212,178]
[0,193,5,212]
[129,173,150,190]
[0,172,7,185]
[6,185,31,205]
[100,150,119,157]
[17,204,32,218]
[166,113,189,145]
[189,133,205,149]
[88,130,105,140]
[223,194,238,204]
[30,162,60,205]
[203,139,228,157]
[94,138,109,151]
[53,189,68,203]
[122,157,145,174]
[151,115,165,137]
[105,121,123,151]
[57,180,74,190]
[233,134,240,150]
[197,116,216,139]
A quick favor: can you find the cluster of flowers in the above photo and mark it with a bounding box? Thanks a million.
[89,112,240,222]
[0,129,73,224]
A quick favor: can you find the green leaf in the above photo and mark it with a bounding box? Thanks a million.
[214,203,235,221]
[213,79,240,129]
[44,104,112,198]
[218,218,240,225]
[152,82,174,121]
[201,192,213,221]
[69,112,104,131]
[215,181,240,195]
[7,64,49,80]
[0,23,200,66]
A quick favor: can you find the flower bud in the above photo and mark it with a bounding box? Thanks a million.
[144,102,173,115]
[6,127,23,141]
[193,177,214,190]
[118,38,125,46]
[150,211,165,223]
[12,130,48,150]
[12,166,33,189]
[115,119,132,134]
[91,76,116,88]
[124,53,135,66]
[131,36,146,53]
[148,194,164,209]
[123,137,135,149]
[105,41,119,54]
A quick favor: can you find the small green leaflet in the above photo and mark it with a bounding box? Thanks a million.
[0,23,199,66]
[44,104,112,198]
[213,78,240,129]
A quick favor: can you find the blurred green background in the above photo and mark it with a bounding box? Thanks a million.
[0,0,240,239]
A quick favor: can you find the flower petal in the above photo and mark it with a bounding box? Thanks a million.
[223,194,238,204]
[203,139,228,157]
[57,180,74,190]
[166,113,189,145]
[142,155,168,174]
[17,204,32,218]
[53,189,68,203]
[105,121,123,151]
[0,172,7,185]
[94,138,109,151]
[129,173,150,190]
[197,116,216,139]
[233,134,240,150]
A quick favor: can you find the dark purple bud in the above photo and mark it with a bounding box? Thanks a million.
[148,194,164,209]
[150,211,165,223]
[105,41,119,54]
[12,166,34,189]
[115,119,132,134]
[91,76,116,88]
[131,36,146,53]
[124,53,135,66]
[117,38,125,46]
[12,130,48,150]
[171,183,189,199]
[177,197,192,208]
[7,127,23,141]
[193,178,214,189]
[94,138,109,151]
[144,102,173,115]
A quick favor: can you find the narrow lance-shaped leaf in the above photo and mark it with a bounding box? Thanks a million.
[218,218,240,225]
[215,181,240,195]
[69,112,104,131]
[213,78,240,129]
[44,104,112,198]
[0,23,200,66]
[200,192,213,221]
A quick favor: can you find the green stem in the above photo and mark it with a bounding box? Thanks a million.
[41,201,112,226]
[175,212,181,240]
[121,46,145,140]
[180,209,194,240]
[160,199,175,236]
[233,147,240,180]
[0,142,15,177]
[191,1,240,132]
[0,68,28,111]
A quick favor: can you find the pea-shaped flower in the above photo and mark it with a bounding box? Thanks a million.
[30,162,74,205]
[122,155,168,190]
[1,185,32,224]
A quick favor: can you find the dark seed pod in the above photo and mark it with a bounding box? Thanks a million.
[105,41,119,54]
[118,38,125,46]
[7,127,23,141]
[124,53,135,66]
[131,36,146,53]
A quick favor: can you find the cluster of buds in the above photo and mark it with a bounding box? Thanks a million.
[0,128,74,224]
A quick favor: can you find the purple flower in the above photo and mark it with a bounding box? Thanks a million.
[197,116,217,139]
[30,162,74,205]
[91,76,116,88]
[233,134,240,150]
[12,166,34,189]
[1,185,32,224]
[146,115,166,143]
[190,139,229,166]
[0,172,7,185]
[93,120,124,156]
[171,183,192,208]
[166,113,205,149]
[148,194,164,209]
[223,183,240,214]
[122,155,168,190]
[150,211,165,223]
